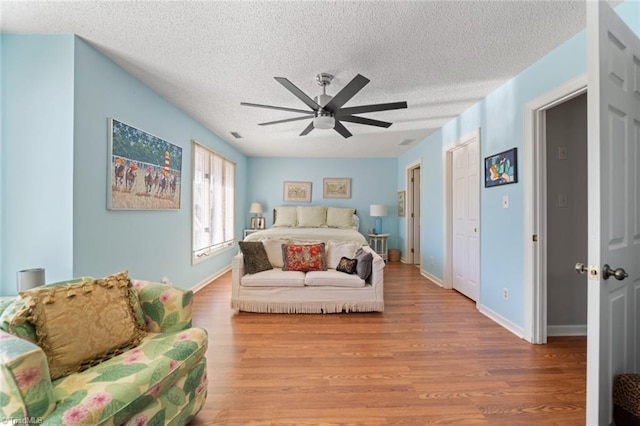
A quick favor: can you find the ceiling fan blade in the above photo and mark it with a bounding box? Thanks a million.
[274,77,321,111]
[337,101,408,116]
[259,116,314,126]
[323,74,370,114]
[299,121,315,136]
[333,120,353,139]
[241,102,314,115]
[338,115,392,128]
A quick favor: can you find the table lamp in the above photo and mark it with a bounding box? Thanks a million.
[370,204,387,234]
[17,268,45,292]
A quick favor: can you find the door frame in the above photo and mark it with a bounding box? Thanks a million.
[405,159,421,265]
[523,74,587,344]
[443,128,481,294]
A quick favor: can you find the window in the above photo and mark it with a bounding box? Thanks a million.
[192,142,235,262]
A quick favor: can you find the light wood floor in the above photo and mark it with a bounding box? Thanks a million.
[189,262,586,425]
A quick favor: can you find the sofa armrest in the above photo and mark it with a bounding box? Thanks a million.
[131,280,193,333]
[0,330,55,423]
[231,253,245,301]
[363,246,385,301]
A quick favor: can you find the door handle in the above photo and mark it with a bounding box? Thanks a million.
[602,264,629,281]
[575,262,588,275]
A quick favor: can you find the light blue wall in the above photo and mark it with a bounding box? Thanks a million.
[71,38,247,288]
[247,157,399,248]
[0,35,248,295]
[397,0,639,328]
[1,35,75,295]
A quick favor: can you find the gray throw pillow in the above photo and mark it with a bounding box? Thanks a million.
[354,248,373,280]
[238,241,273,274]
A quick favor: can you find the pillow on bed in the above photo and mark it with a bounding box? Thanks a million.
[326,240,361,269]
[273,206,298,227]
[239,241,273,274]
[297,206,327,227]
[282,243,327,272]
[326,207,356,229]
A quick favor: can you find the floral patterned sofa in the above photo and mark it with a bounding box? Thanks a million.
[0,274,208,425]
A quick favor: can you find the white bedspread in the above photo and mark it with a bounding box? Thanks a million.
[244,227,368,245]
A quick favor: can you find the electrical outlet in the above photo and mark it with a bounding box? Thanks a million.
[502,195,509,209]
[502,288,509,300]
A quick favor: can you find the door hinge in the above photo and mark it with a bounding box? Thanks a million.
[532,234,538,242]
[411,212,414,218]
[411,248,414,253]
[411,177,414,183]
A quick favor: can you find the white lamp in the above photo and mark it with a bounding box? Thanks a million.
[370,204,387,235]
[313,114,335,130]
[17,268,45,292]
[249,202,264,229]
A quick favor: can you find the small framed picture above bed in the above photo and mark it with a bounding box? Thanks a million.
[283,181,312,203]
[323,178,351,199]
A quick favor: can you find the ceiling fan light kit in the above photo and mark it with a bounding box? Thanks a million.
[313,115,334,130]
[241,72,408,139]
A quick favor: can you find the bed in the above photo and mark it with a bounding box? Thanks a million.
[231,205,384,313]
[243,205,368,245]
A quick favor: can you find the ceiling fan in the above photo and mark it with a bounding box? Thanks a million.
[241,73,408,139]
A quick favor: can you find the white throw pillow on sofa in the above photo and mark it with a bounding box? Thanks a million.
[325,240,361,269]
[260,238,290,268]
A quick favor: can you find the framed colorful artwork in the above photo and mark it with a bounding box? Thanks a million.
[484,147,518,188]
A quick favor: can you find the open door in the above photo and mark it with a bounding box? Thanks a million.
[585,1,640,424]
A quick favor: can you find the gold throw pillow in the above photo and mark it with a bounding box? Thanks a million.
[20,271,146,380]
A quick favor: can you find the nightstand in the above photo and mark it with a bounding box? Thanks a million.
[243,229,261,238]
[368,233,390,261]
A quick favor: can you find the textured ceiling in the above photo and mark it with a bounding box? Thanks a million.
[2,1,588,158]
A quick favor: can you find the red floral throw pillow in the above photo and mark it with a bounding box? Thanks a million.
[282,243,327,272]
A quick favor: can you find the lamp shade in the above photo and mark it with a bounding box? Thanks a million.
[249,202,263,214]
[370,204,387,217]
[17,268,45,292]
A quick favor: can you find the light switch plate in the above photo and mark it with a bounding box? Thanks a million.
[502,195,509,209]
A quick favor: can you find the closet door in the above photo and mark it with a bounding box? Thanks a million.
[452,139,480,301]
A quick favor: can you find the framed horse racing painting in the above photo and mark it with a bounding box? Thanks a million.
[108,118,183,210]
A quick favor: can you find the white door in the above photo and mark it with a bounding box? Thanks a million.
[452,138,480,301]
[586,1,640,424]
[412,167,421,264]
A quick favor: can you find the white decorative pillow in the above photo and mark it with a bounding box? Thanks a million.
[326,240,362,269]
[297,206,327,227]
[273,206,297,227]
[260,237,290,268]
[326,207,356,229]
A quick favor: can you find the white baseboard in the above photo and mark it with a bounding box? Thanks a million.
[478,304,525,339]
[547,324,587,336]
[192,265,231,293]
[420,269,443,287]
